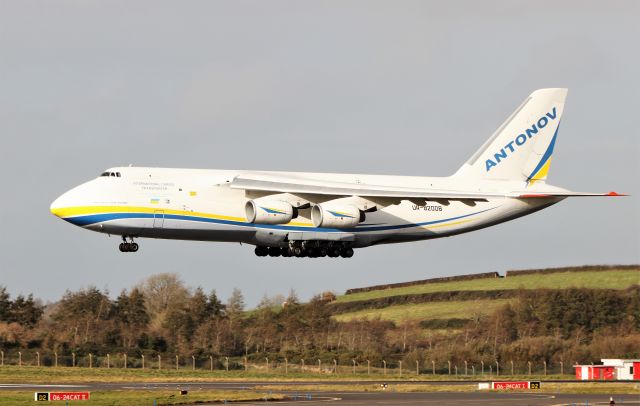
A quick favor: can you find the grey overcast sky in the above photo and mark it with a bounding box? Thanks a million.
[1,1,638,307]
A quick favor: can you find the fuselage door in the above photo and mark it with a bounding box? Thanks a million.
[153,210,165,228]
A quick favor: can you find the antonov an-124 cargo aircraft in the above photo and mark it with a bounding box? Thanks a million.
[50,88,624,258]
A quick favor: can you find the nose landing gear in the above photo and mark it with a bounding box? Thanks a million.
[119,236,139,253]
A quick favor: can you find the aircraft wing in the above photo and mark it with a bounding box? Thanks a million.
[229,173,502,203]
[514,191,627,198]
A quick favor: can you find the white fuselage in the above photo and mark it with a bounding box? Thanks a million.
[50,166,563,249]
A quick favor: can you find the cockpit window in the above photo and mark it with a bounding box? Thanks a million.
[100,171,122,177]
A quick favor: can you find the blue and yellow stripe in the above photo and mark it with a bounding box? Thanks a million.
[51,205,497,233]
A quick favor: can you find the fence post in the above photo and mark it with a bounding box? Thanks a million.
[464,360,467,376]
[510,360,514,376]
[472,365,475,376]
[18,351,22,367]
[416,360,419,376]
[54,352,57,368]
[481,361,484,375]
[301,359,305,372]
[244,357,248,371]
[528,361,531,376]
[72,352,75,367]
[432,360,435,375]
[544,361,547,376]
[210,356,213,372]
[367,360,370,375]
[317,359,321,372]
[454,365,458,376]
[37,352,40,367]
[333,359,337,374]
[192,355,195,371]
[175,355,179,370]
[448,360,451,375]
[124,354,127,369]
[265,357,269,372]
[1,351,3,366]
[225,356,229,372]
[107,354,110,369]
[496,360,499,376]
[285,358,288,374]
[383,360,386,375]
[158,354,161,370]
[560,361,564,375]
[352,359,356,375]
[399,361,402,376]
[89,353,92,369]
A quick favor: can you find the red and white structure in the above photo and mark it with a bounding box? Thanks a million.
[575,359,640,381]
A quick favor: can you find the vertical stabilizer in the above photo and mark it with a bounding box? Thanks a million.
[454,88,567,185]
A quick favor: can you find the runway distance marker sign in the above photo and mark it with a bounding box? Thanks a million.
[34,392,90,401]
[491,381,541,390]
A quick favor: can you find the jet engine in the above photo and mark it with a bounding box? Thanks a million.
[311,204,364,229]
[245,200,297,225]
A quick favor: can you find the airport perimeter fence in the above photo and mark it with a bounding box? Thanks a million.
[0,350,574,377]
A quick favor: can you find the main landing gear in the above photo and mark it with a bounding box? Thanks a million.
[254,242,354,258]
[119,236,139,253]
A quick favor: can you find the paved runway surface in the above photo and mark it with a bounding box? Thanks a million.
[1,381,638,405]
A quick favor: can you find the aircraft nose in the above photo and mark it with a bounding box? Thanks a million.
[50,191,72,218]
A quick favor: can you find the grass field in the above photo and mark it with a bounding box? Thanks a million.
[255,382,640,395]
[335,269,639,304]
[0,390,283,406]
[0,366,575,383]
[332,299,513,323]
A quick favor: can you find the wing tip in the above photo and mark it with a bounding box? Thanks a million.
[606,191,628,197]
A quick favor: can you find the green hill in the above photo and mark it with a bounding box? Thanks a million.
[330,266,639,325]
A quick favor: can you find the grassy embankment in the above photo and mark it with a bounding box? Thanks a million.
[331,269,639,323]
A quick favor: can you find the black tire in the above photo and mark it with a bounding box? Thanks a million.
[340,247,354,258]
[255,246,267,257]
[319,248,328,257]
[119,243,126,252]
[130,242,139,252]
[268,247,281,257]
[293,247,303,257]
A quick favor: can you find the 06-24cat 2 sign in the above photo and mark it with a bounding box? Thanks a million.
[492,381,540,390]
[35,392,90,401]
[478,381,541,390]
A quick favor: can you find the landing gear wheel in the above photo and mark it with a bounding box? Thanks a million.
[130,242,139,252]
[255,246,268,257]
[340,247,354,258]
[328,248,340,258]
[293,246,303,257]
[268,247,281,257]
[119,243,126,252]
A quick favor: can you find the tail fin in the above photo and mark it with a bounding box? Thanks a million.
[454,88,567,185]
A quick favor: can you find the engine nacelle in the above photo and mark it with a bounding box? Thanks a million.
[245,200,296,225]
[311,204,364,229]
